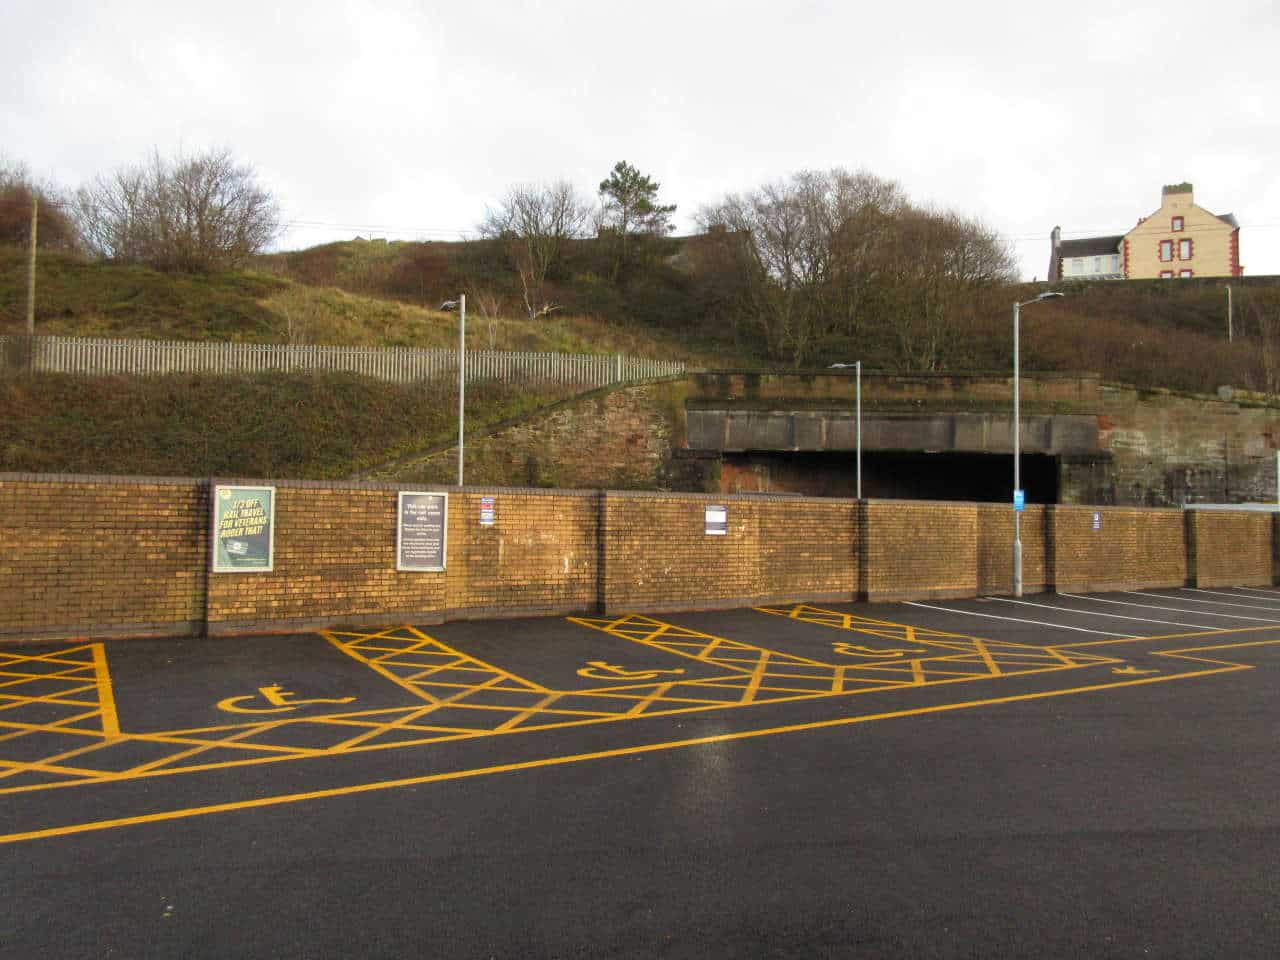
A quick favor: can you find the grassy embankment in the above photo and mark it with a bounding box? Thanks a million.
[0,372,582,478]
[0,246,686,478]
[4,240,1278,480]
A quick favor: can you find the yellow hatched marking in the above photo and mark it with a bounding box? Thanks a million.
[91,643,119,738]
[0,616,1241,801]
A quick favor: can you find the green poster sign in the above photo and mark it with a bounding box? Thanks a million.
[212,485,275,572]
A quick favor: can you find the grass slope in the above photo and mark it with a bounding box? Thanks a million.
[0,373,577,478]
[0,246,720,362]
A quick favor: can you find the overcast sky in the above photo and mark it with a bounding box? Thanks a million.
[4,0,1278,280]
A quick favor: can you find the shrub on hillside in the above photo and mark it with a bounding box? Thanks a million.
[75,148,280,272]
[0,160,80,251]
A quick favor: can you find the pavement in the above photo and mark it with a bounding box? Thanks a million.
[4,586,1280,957]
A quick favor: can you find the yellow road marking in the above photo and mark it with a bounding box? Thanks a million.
[2,619,1271,804]
[90,644,120,738]
[0,661,1245,847]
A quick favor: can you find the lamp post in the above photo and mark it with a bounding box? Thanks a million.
[1012,291,1064,597]
[856,360,862,500]
[458,294,466,486]
[829,362,863,497]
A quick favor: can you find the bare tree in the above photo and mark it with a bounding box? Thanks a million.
[75,148,280,271]
[478,180,591,318]
[698,168,909,365]
[870,207,1018,370]
[467,287,507,348]
[699,168,1016,369]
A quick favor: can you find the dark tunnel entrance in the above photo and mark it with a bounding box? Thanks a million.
[720,451,1060,504]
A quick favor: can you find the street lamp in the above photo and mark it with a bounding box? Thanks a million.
[824,360,865,496]
[1012,291,1064,597]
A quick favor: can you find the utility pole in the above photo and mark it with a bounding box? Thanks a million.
[26,194,38,335]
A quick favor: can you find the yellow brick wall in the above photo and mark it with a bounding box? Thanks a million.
[601,494,860,613]
[1191,512,1272,587]
[975,504,1048,595]
[863,500,978,601]
[1,475,1273,642]
[1050,506,1186,593]
[206,483,602,633]
[205,484,448,633]
[442,490,599,620]
[0,476,207,639]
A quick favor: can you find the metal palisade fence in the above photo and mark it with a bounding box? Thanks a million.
[0,336,685,387]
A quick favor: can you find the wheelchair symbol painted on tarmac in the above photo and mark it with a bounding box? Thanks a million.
[831,642,926,658]
[576,661,686,682]
[217,684,357,714]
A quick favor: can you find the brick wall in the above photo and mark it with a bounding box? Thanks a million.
[601,493,763,613]
[1190,511,1273,587]
[862,500,977,602]
[1,474,1275,643]
[1134,509,1189,588]
[1050,506,1187,593]
[206,482,603,635]
[600,492,860,614]
[205,482,448,635]
[760,498,859,603]
[441,489,599,621]
[0,475,207,640]
[975,504,1048,595]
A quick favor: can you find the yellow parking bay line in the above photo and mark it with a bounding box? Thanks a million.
[0,661,1247,847]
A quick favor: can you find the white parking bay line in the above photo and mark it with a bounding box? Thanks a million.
[1059,593,1280,623]
[1223,586,1280,598]
[1172,589,1280,611]
[904,602,1123,636]
[987,597,1208,630]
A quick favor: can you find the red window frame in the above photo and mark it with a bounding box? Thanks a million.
[1179,269,1193,278]
[1160,270,1174,279]
[1159,240,1174,262]
[1172,216,1184,232]
[1179,238,1193,260]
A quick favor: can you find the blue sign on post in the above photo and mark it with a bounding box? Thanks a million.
[1013,489,1025,512]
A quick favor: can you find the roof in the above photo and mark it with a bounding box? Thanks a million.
[1057,235,1123,257]
[1219,212,1239,229]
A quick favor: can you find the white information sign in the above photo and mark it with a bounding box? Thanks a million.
[705,504,727,536]
[397,492,449,572]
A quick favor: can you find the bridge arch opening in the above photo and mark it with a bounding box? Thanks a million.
[720,451,1060,504]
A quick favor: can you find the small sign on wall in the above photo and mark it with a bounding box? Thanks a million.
[1092,511,1102,531]
[397,492,448,572]
[479,496,496,527]
[212,485,275,573]
[705,504,727,536]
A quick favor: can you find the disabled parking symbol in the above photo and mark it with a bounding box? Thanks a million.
[576,661,686,682]
[217,684,357,715]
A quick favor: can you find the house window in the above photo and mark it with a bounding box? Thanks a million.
[1160,271,1174,279]
[1072,258,1083,274]
[1180,269,1193,278]
[1093,257,1102,272]
[1179,238,1193,260]
[1172,216,1184,231]
[1111,255,1120,273]
[1159,240,1174,262]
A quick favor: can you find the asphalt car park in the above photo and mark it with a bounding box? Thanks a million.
[5,587,1280,957]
